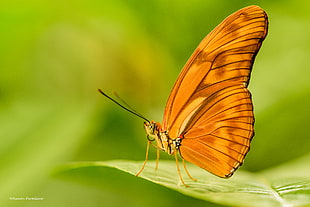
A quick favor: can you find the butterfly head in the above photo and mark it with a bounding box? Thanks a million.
[144,121,178,155]
[143,121,160,141]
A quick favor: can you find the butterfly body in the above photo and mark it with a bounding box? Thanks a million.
[144,121,181,155]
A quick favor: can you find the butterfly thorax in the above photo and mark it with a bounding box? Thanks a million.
[143,121,181,155]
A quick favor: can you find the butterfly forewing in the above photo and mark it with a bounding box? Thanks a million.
[162,5,268,177]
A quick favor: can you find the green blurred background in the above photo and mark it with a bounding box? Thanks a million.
[1,0,310,206]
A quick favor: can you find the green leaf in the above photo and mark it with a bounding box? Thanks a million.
[56,154,310,207]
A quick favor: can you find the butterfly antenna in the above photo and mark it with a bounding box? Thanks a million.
[113,91,140,115]
[98,89,150,123]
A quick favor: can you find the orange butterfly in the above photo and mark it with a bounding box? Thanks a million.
[99,5,268,186]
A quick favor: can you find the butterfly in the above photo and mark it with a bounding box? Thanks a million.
[99,5,268,186]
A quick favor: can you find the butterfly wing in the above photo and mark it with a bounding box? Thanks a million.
[162,5,268,177]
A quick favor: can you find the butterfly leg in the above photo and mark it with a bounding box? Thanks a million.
[174,153,189,187]
[136,140,151,176]
[155,148,160,170]
[182,159,197,181]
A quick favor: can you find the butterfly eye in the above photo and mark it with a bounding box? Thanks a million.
[143,121,156,137]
